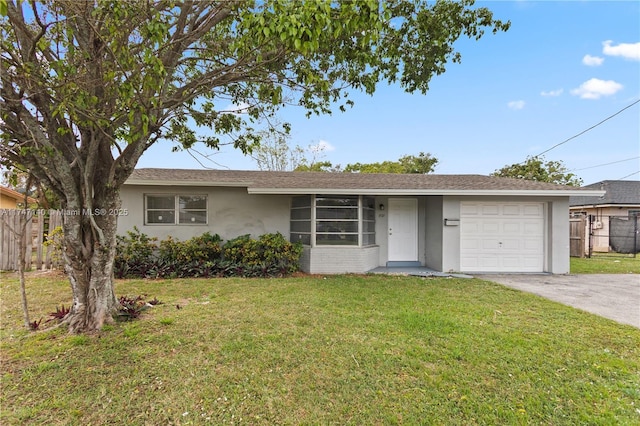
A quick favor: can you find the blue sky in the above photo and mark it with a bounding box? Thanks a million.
[138,1,640,185]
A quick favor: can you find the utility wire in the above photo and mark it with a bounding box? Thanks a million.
[573,156,640,171]
[535,99,640,157]
[617,170,640,180]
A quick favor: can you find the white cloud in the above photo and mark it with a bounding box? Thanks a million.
[602,40,640,61]
[570,78,623,99]
[582,54,604,66]
[540,89,563,97]
[507,100,525,110]
[309,139,335,153]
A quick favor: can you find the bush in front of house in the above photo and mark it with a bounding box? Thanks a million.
[222,233,303,277]
[114,227,159,278]
[114,230,302,279]
[159,232,223,265]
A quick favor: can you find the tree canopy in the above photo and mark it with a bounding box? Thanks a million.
[344,152,438,174]
[491,156,583,187]
[0,0,509,332]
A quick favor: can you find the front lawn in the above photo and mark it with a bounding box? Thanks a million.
[1,272,639,425]
[571,253,640,274]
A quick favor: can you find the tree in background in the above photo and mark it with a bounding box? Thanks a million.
[294,160,342,173]
[250,124,305,172]
[251,125,335,172]
[491,156,583,186]
[0,0,509,332]
[344,152,438,174]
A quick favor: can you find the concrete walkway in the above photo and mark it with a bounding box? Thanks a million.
[483,274,640,329]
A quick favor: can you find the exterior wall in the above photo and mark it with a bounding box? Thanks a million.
[441,197,461,273]
[0,194,19,209]
[417,197,428,265]
[424,196,443,270]
[548,199,570,274]
[302,245,380,274]
[119,184,574,275]
[375,196,389,267]
[117,185,291,241]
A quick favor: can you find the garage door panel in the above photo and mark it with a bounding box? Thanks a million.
[482,222,500,233]
[460,203,480,215]
[482,239,501,250]
[523,238,543,250]
[477,256,499,268]
[524,221,543,233]
[503,205,521,215]
[523,204,544,216]
[481,204,500,215]
[522,256,543,268]
[501,256,521,268]
[503,222,521,234]
[461,238,480,250]
[501,239,520,250]
[461,202,544,273]
[461,221,479,233]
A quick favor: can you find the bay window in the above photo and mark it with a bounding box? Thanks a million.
[290,195,376,246]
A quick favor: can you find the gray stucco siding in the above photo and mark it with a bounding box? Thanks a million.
[301,246,380,274]
[117,185,291,242]
[117,183,574,275]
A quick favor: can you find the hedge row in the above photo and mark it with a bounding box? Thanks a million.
[114,228,303,279]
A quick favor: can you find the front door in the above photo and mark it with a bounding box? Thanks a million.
[388,198,418,262]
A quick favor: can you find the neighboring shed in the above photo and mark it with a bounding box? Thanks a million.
[119,169,604,274]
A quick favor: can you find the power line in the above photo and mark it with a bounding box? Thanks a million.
[617,170,640,180]
[573,156,640,171]
[536,99,640,157]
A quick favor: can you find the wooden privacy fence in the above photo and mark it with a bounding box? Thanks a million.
[0,209,63,271]
[569,216,587,258]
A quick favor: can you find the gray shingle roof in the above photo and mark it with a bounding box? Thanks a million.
[127,168,604,196]
[570,180,640,206]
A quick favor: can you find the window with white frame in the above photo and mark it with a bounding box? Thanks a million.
[290,195,376,246]
[145,194,207,225]
[290,195,312,245]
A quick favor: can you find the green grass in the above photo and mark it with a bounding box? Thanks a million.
[1,272,639,425]
[571,253,640,274]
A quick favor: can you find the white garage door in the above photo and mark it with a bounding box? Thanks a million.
[460,202,545,272]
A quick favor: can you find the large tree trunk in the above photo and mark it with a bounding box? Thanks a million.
[62,192,120,333]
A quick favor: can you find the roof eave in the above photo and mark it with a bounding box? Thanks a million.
[247,188,607,197]
[124,179,250,187]
[570,203,640,209]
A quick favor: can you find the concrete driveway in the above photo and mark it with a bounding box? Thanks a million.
[483,274,640,328]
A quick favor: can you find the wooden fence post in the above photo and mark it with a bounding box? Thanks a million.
[0,209,64,271]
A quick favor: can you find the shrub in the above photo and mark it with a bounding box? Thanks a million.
[114,230,302,279]
[159,232,222,265]
[258,232,303,275]
[222,234,259,265]
[223,232,302,276]
[43,226,64,267]
[114,227,158,278]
